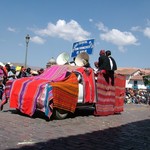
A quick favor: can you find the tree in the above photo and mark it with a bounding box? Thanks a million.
[143,75,150,86]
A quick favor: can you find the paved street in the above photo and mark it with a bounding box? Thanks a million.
[0,103,149,150]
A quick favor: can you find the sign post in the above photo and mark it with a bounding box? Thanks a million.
[71,39,94,58]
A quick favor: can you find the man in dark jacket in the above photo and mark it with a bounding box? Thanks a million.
[98,50,110,73]
[106,50,117,71]
[106,50,117,85]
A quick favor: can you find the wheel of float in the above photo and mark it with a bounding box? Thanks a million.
[53,108,69,120]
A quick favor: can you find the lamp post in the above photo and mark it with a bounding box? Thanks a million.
[25,34,30,68]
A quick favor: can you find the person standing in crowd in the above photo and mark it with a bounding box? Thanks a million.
[106,50,117,85]
[16,66,26,78]
[26,67,32,77]
[5,64,16,81]
[97,50,110,74]
[106,50,117,72]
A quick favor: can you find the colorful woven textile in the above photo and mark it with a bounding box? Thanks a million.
[36,84,53,118]
[1,65,70,118]
[75,67,96,103]
[50,73,78,113]
[94,72,116,116]
[35,65,68,81]
[114,74,126,113]
[9,78,53,118]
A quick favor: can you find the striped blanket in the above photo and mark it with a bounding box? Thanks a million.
[94,72,125,116]
[0,65,70,118]
[50,73,79,113]
[9,78,53,118]
[94,72,116,116]
[114,74,126,113]
[34,65,68,81]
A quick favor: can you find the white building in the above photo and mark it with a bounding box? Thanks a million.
[116,68,150,90]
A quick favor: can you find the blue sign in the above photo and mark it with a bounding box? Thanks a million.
[71,39,94,57]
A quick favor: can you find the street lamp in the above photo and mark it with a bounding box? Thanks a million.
[25,34,30,68]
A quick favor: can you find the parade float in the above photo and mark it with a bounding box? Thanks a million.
[0,51,126,120]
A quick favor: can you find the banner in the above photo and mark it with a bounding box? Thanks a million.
[71,39,94,57]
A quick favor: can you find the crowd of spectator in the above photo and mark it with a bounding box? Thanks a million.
[0,63,44,100]
[125,88,150,105]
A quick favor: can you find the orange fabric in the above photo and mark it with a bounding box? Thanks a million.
[50,73,78,113]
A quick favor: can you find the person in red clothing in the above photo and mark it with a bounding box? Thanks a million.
[97,50,110,74]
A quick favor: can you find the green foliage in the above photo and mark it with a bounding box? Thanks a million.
[143,75,150,86]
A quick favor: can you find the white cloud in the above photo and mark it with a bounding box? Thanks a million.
[101,29,138,45]
[143,27,150,38]
[34,19,90,41]
[96,22,108,32]
[97,22,138,52]
[7,27,16,32]
[143,19,150,38]
[30,36,45,44]
[131,26,142,32]
[131,20,150,39]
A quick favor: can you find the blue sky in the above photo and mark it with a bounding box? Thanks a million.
[0,0,150,69]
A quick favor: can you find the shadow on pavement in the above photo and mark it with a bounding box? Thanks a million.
[4,108,95,121]
[7,119,150,150]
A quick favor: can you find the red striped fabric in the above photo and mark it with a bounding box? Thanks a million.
[94,72,115,116]
[9,78,51,116]
[114,74,126,113]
